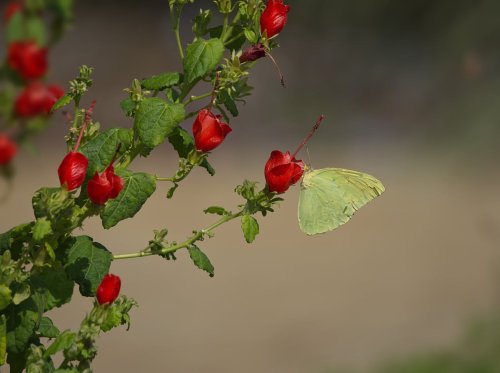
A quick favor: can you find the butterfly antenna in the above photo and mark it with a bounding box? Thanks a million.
[292,115,324,158]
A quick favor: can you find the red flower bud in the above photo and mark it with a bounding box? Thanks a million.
[15,82,64,117]
[8,41,48,80]
[106,166,124,199]
[87,170,113,205]
[4,2,22,23]
[260,0,290,38]
[264,150,304,193]
[0,133,17,166]
[96,274,121,305]
[192,108,232,152]
[239,43,266,63]
[58,151,88,191]
[87,165,124,205]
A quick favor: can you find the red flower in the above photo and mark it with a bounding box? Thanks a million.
[8,41,48,80]
[264,150,304,193]
[192,108,232,152]
[260,0,290,38]
[4,2,22,23]
[0,133,17,166]
[87,166,124,205]
[15,82,64,117]
[96,274,121,305]
[58,152,88,191]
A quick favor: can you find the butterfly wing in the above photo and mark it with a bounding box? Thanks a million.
[298,168,385,235]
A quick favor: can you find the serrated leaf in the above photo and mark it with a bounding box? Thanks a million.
[183,38,224,84]
[141,72,180,91]
[80,128,133,175]
[100,171,156,229]
[6,298,40,354]
[187,245,214,277]
[44,330,76,358]
[51,94,72,112]
[38,317,60,339]
[0,285,12,311]
[167,127,215,176]
[65,236,112,297]
[203,206,229,216]
[0,315,6,365]
[30,265,73,311]
[32,218,52,242]
[241,215,259,243]
[134,98,185,149]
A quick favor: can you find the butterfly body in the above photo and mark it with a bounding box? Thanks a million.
[298,168,385,235]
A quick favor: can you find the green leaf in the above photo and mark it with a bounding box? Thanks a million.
[44,330,76,358]
[80,128,133,175]
[187,245,214,277]
[183,38,224,84]
[65,236,112,297]
[220,90,239,117]
[51,94,72,112]
[6,298,40,354]
[32,218,53,242]
[241,215,259,243]
[134,98,185,149]
[38,317,60,339]
[12,283,30,305]
[100,171,156,229]
[0,315,6,365]
[167,127,215,176]
[0,223,33,259]
[0,285,12,311]
[120,98,136,117]
[6,12,24,44]
[141,72,180,91]
[203,206,230,216]
[30,265,74,311]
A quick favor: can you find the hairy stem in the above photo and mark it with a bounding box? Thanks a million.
[169,4,184,60]
[113,211,243,260]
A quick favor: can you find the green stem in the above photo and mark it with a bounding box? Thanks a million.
[169,4,184,60]
[221,11,241,43]
[183,91,212,106]
[113,211,243,260]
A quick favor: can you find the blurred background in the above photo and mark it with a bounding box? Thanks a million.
[1,0,500,372]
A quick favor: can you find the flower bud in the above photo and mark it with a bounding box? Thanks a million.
[264,150,304,193]
[239,43,266,64]
[58,152,88,191]
[192,108,232,152]
[87,171,113,205]
[260,0,290,38]
[4,2,22,23]
[0,133,17,166]
[106,166,124,199]
[96,274,121,305]
[15,82,64,117]
[7,41,48,80]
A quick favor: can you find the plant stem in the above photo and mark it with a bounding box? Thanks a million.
[113,211,243,260]
[169,4,184,60]
[221,11,241,43]
[183,91,212,106]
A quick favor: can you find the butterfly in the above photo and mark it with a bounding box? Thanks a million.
[298,167,385,235]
